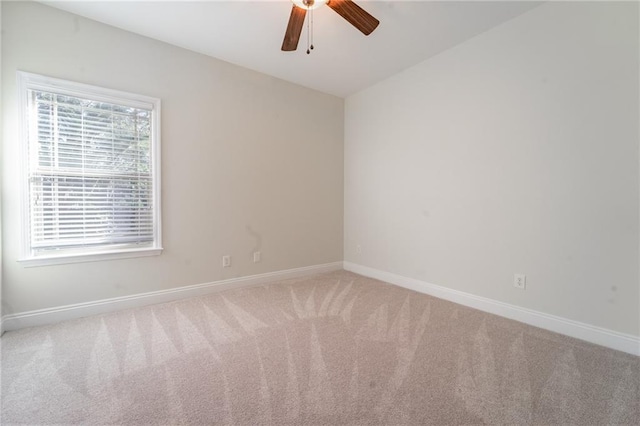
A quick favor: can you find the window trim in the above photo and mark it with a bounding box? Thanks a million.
[17,71,163,267]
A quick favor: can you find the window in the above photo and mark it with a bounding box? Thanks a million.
[18,72,162,266]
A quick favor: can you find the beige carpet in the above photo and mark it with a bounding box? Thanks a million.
[1,270,638,425]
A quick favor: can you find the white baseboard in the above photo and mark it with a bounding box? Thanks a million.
[344,262,640,356]
[1,261,343,332]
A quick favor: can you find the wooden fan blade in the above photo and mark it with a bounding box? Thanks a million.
[281,6,307,51]
[328,0,379,36]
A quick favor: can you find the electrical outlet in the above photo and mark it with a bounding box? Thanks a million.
[514,274,526,289]
[222,255,231,268]
[253,251,261,263]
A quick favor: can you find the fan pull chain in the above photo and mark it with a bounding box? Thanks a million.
[306,7,311,54]
[310,7,314,51]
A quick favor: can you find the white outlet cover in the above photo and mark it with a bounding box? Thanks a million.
[514,274,526,289]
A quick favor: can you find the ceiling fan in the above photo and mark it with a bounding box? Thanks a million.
[282,0,380,52]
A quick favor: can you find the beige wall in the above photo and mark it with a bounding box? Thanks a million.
[1,1,344,314]
[344,2,640,336]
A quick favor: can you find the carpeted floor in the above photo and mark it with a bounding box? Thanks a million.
[1,270,638,425]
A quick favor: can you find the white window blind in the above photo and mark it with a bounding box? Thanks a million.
[19,72,162,264]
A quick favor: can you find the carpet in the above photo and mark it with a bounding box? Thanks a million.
[1,270,638,424]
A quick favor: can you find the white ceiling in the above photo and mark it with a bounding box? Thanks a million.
[43,1,542,98]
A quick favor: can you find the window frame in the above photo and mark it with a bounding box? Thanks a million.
[17,71,163,267]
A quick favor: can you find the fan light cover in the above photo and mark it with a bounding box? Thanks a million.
[292,0,328,11]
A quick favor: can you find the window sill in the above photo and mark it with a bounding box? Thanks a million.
[19,247,163,267]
